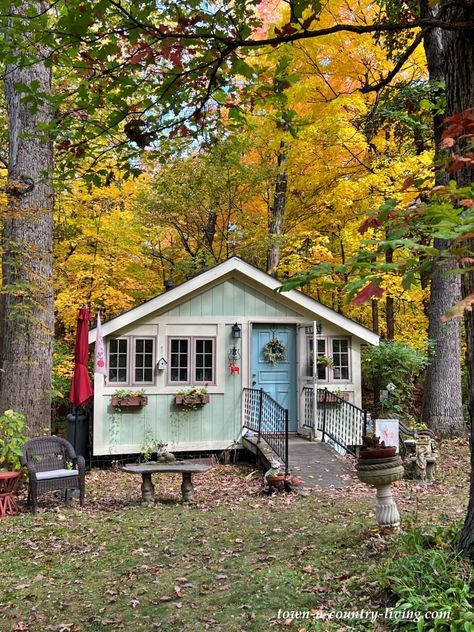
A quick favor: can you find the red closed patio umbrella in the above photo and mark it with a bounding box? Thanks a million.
[69,306,93,406]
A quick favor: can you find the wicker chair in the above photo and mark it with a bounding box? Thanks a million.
[20,436,85,513]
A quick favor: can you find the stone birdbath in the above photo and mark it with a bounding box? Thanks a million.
[356,435,404,530]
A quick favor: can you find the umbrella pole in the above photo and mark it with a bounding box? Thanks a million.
[73,405,78,452]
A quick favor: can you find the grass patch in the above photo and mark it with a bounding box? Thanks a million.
[378,523,474,631]
[0,443,472,632]
[1,492,377,631]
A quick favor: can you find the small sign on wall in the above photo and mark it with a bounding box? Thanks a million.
[375,419,399,453]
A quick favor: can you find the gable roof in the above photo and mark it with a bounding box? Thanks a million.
[89,257,379,345]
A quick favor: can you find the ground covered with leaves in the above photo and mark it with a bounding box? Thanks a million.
[0,440,472,631]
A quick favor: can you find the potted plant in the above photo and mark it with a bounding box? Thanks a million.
[111,388,148,409]
[0,410,28,514]
[175,386,209,406]
[0,409,28,472]
[316,354,334,369]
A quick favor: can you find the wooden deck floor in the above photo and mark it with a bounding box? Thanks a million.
[242,435,355,489]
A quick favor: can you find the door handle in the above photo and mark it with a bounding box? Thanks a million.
[252,380,257,386]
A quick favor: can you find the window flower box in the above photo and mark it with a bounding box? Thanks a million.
[111,390,148,408]
[174,387,209,406]
[112,395,148,407]
[175,394,209,406]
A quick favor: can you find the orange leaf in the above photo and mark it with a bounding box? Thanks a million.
[441,294,474,321]
[439,136,456,149]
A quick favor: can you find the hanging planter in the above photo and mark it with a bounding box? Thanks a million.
[316,354,334,369]
[262,338,286,364]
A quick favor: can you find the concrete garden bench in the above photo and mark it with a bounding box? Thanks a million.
[122,462,211,504]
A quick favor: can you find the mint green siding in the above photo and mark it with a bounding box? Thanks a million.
[165,279,302,318]
[98,391,241,452]
[96,320,247,455]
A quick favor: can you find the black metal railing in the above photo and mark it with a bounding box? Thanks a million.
[243,388,289,474]
[303,387,368,456]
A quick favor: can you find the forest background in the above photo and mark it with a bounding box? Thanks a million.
[1,0,472,436]
[41,0,438,417]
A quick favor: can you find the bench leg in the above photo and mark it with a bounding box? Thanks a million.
[141,473,155,505]
[181,473,195,504]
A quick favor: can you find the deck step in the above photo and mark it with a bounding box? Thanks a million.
[242,435,354,489]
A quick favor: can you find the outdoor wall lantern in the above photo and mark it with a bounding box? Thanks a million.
[231,323,241,339]
[316,322,322,335]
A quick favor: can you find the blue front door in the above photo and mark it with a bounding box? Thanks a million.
[251,324,297,431]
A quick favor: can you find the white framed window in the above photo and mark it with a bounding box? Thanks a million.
[168,337,215,385]
[108,337,155,385]
[133,337,155,384]
[306,336,351,382]
[332,337,350,381]
[108,338,129,384]
[169,337,190,383]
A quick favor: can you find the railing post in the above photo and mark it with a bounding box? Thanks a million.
[321,388,328,443]
[284,409,289,475]
[257,388,263,444]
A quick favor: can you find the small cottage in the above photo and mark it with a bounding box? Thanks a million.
[88,257,379,457]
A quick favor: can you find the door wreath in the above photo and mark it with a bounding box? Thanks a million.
[262,338,286,364]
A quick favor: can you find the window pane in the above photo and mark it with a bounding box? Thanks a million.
[170,339,189,382]
[118,339,127,353]
[195,339,214,383]
[307,338,327,379]
[332,339,349,380]
[135,338,154,383]
[144,340,153,353]
[108,339,128,383]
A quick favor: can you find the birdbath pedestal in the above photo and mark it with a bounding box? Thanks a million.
[356,455,404,530]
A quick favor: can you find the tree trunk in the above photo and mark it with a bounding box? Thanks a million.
[385,241,395,339]
[0,1,54,435]
[266,142,287,277]
[421,18,464,437]
[422,241,464,436]
[371,299,379,335]
[442,0,474,557]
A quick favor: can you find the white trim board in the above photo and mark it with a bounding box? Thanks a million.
[89,257,379,346]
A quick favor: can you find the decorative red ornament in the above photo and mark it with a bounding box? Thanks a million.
[229,363,240,375]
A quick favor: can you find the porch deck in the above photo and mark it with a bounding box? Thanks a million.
[242,435,354,489]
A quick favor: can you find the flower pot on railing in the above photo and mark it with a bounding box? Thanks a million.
[111,395,148,408]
